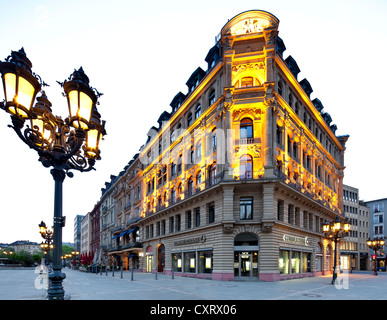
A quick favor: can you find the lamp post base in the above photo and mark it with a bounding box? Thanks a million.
[48,269,66,300]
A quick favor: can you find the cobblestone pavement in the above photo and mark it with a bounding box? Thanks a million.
[0,267,386,301]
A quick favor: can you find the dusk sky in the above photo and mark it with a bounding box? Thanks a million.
[0,0,386,244]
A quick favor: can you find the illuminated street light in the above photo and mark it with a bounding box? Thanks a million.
[323,216,350,284]
[0,48,107,300]
[367,237,385,276]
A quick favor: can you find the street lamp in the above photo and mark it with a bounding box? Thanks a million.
[0,48,106,300]
[323,216,350,284]
[39,221,53,268]
[367,237,385,276]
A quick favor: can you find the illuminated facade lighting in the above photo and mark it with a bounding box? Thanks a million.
[108,10,349,281]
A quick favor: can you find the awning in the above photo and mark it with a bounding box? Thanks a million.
[127,228,136,234]
[119,230,128,237]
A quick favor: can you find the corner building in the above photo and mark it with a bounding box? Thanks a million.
[137,10,349,281]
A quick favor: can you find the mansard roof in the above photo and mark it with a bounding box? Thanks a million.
[285,55,300,80]
[186,67,206,92]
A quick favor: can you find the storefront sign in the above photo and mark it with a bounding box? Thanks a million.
[283,234,309,246]
[174,235,206,246]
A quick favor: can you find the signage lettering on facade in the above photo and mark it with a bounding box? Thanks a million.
[174,235,206,246]
[283,234,309,246]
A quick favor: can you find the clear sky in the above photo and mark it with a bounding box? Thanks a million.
[0,0,386,245]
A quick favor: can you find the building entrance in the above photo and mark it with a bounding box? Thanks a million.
[157,244,165,272]
[234,232,259,279]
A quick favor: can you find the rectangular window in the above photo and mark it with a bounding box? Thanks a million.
[170,216,174,233]
[176,214,181,232]
[161,220,166,235]
[184,251,196,273]
[240,197,253,220]
[208,203,215,223]
[279,250,289,274]
[291,251,301,274]
[195,207,200,227]
[198,250,213,274]
[277,200,284,221]
[172,253,182,272]
[186,210,192,229]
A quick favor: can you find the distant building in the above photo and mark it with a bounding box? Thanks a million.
[9,240,40,254]
[73,215,84,252]
[365,198,387,270]
[341,185,370,271]
[80,214,90,256]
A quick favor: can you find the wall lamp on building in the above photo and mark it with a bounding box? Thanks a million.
[323,216,350,284]
[367,237,385,276]
[39,221,54,268]
[0,48,107,300]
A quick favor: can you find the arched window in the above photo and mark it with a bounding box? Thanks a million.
[187,177,194,196]
[196,141,202,159]
[209,163,217,185]
[196,171,202,185]
[170,187,176,204]
[240,155,253,179]
[240,77,253,88]
[240,118,253,139]
[208,89,215,106]
[195,104,201,119]
[211,127,217,149]
[187,112,193,127]
[177,183,182,198]
[189,145,194,164]
[278,80,283,96]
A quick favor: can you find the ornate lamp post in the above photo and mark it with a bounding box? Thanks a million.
[323,216,350,284]
[367,237,385,276]
[39,221,54,268]
[0,48,106,300]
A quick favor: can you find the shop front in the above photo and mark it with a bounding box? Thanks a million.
[277,233,314,280]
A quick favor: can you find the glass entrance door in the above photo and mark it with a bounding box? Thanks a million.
[240,252,251,277]
[146,255,153,273]
[234,251,258,278]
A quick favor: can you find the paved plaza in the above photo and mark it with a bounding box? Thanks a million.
[0,267,386,301]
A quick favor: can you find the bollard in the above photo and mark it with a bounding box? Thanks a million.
[112,264,115,277]
[121,265,123,279]
[131,267,134,281]
[155,271,158,280]
[172,268,174,279]
[106,264,108,276]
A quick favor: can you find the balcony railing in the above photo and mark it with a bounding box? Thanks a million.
[142,169,339,218]
[107,242,143,253]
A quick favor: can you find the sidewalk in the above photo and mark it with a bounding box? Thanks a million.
[1,267,386,300]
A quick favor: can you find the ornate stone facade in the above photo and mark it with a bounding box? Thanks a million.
[107,10,349,281]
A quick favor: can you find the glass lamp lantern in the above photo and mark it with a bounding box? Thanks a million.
[84,108,106,160]
[0,48,41,118]
[62,67,98,130]
[39,221,47,236]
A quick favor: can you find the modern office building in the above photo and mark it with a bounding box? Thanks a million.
[341,185,370,271]
[73,215,84,253]
[120,10,349,281]
[365,198,387,270]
